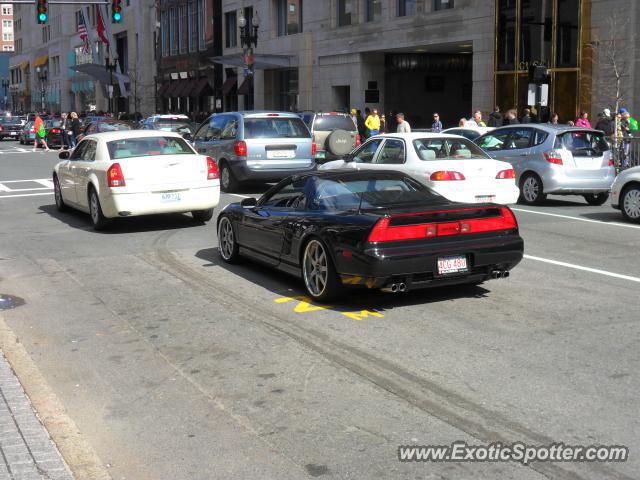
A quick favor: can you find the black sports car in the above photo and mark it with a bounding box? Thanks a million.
[217,170,524,301]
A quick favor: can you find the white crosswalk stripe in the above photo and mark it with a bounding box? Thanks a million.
[0,178,54,199]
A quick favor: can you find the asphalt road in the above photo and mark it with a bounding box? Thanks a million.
[0,141,638,480]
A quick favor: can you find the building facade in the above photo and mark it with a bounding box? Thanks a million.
[0,4,14,53]
[9,1,156,115]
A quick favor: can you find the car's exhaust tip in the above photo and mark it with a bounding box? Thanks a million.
[491,270,510,279]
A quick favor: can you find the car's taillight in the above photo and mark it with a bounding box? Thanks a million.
[312,135,317,156]
[355,134,361,146]
[544,151,563,165]
[52,128,60,133]
[206,156,219,180]
[609,158,614,167]
[367,207,517,243]
[496,169,516,179]
[234,140,247,157]
[430,171,466,181]
[107,163,126,187]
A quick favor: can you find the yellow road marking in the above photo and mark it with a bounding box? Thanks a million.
[341,310,384,321]
[274,297,385,321]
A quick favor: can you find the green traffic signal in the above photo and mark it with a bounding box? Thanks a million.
[38,12,47,23]
[113,11,121,22]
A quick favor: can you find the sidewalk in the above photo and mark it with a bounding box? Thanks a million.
[0,352,73,480]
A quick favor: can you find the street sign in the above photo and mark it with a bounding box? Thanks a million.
[528,83,549,107]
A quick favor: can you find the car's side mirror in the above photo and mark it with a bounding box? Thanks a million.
[241,197,257,208]
[58,150,70,160]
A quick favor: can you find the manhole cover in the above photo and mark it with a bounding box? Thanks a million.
[0,294,25,311]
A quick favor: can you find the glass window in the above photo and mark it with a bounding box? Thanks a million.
[188,1,197,52]
[519,0,553,66]
[197,0,205,50]
[206,116,228,140]
[243,117,310,139]
[221,118,239,139]
[178,5,187,54]
[275,69,299,111]
[376,139,406,164]
[557,131,609,156]
[533,129,549,146]
[82,141,97,161]
[261,178,309,209]
[433,0,453,10]
[398,0,416,16]
[509,128,533,149]
[497,0,516,71]
[98,122,132,132]
[477,130,514,151]
[277,0,302,36]
[352,139,382,163]
[70,140,88,160]
[366,0,382,21]
[169,8,177,55]
[414,137,489,159]
[161,11,169,57]
[338,0,353,26]
[107,137,195,159]
[225,11,237,48]
[313,115,356,131]
[556,0,579,67]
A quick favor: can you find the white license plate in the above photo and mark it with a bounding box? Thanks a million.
[10,132,17,136]
[475,195,496,203]
[437,255,468,275]
[267,150,295,159]
[160,192,181,203]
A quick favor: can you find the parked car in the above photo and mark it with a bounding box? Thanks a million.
[319,133,520,204]
[44,119,65,148]
[217,170,523,302]
[192,111,315,192]
[611,165,640,222]
[142,114,191,130]
[19,121,36,145]
[143,120,194,140]
[442,126,494,141]
[53,131,220,230]
[78,119,136,142]
[475,125,614,205]
[299,112,360,163]
[0,117,24,141]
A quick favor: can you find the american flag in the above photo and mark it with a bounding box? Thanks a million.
[78,10,90,54]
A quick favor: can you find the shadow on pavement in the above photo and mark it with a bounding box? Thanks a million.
[580,211,628,223]
[195,247,491,315]
[535,197,589,207]
[38,203,208,234]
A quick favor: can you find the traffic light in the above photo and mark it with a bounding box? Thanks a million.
[111,0,122,23]
[36,0,47,24]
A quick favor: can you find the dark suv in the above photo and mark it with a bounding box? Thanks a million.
[300,112,360,163]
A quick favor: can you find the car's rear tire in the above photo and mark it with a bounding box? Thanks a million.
[301,238,342,303]
[219,161,239,193]
[218,216,240,263]
[583,193,609,206]
[53,175,67,212]
[519,173,547,205]
[88,187,110,230]
[192,208,214,222]
[620,185,640,223]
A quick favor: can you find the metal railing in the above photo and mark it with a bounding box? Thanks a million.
[610,137,640,172]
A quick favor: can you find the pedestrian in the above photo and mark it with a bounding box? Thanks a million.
[473,110,487,127]
[458,118,467,128]
[388,111,398,133]
[396,112,411,133]
[70,112,81,147]
[567,120,575,127]
[505,109,519,125]
[365,108,381,136]
[619,108,633,166]
[380,114,387,133]
[355,109,366,138]
[487,106,503,127]
[32,114,50,152]
[595,109,613,136]
[520,108,532,124]
[431,113,443,132]
[60,112,72,149]
[350,108,358,129]
[575,111,592,129]
[548,113,559,125]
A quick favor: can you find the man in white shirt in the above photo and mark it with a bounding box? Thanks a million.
[396,112,411,133]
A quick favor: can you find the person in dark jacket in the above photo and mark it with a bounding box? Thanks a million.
[487,106,503,127]
[505,109,519,125]
[520,108,532,124]
[356,109,366,138]
[595,108,613,136]
[70,112,82,147]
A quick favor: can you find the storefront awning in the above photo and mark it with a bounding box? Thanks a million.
[222,76,237,95]
[20,61,29,70]
[164,82,181,97]
[192,78,214,97]
[173,80,193,98]
[33,55,49,67]
[157,83,171,97]
[68,64,129,85]
[211,54,294,70]
[238,76,253,96]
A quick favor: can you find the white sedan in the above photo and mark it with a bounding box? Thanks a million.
[53,131,220,229]
[611,165,640,223]
[319,132,520,204]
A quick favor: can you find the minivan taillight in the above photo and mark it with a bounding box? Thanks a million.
[544,151,563,165]
[206,156,219,180]
[496,169,516,179]
[367,207,517,243]
[355,134,361,146]
[107,163,126,187]
[234,140,247,157]
[430,171,466,181]
[312,135,317,156]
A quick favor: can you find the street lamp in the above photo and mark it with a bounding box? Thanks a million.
[36,66,47,112]
[238,10,259,110]
[105,54,118,115]
[1,79,9,112]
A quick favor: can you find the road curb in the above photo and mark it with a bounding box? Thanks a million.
[0,314,113,480]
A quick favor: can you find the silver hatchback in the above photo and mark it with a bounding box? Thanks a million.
[475,125,615,205]
[192,112,315,192]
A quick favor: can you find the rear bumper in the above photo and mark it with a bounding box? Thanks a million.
[100,184,220,218]
[432,182,520,205]
[230,159,316,182]
[336,233,524,291]
[541,167,615,194]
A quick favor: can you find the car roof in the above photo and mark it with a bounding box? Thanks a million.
[369,132,475,140]
[84,130,184,141]
[208,111,302,119]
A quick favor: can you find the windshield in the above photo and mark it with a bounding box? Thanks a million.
[158,123,192,133]
[555,131,610,157]
[100,122,132,132]
[313,115,356,131]
[244,117,310,139]
[413,137,489,160]
[46,120,62,128]
[107,136,195,159]
[310,176,441,211]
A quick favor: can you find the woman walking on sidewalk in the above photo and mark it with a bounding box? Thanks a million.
[70,112,81,148]
[32,114,51,152]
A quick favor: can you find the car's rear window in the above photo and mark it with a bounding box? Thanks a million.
[412,137,489,160]
[554,131,610,156]
[313,115,356,132]
[107,136,194,159]
[46,120,62,128]
[244,117,310,139]
[100,122,132,132]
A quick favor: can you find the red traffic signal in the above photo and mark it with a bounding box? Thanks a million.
[112,0,122,22]
[36,0,48,24]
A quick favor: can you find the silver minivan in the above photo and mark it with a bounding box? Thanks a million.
[192,111,315,192]
[475,124,615,205]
